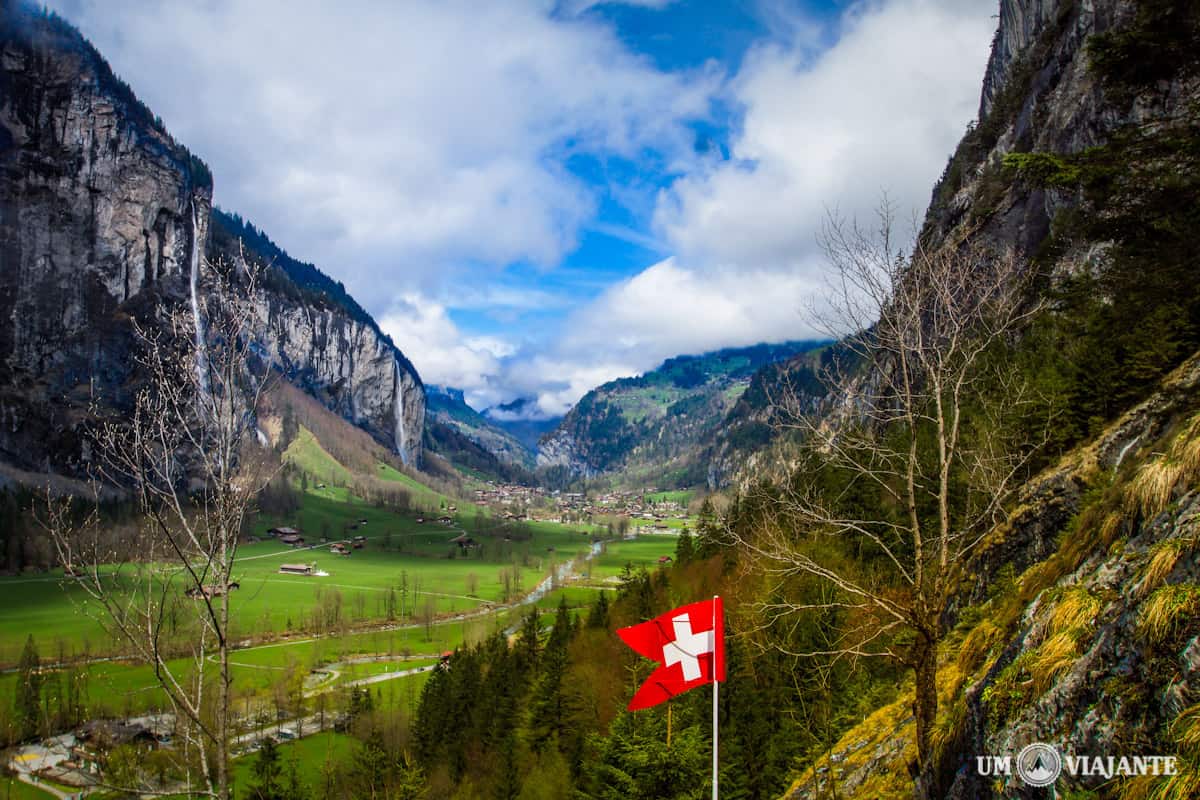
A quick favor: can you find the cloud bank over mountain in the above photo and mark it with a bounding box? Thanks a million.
[48,0,995,416]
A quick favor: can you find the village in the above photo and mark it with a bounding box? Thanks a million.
[470,482,693,532]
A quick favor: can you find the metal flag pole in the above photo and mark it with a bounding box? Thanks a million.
[712,594,719,800]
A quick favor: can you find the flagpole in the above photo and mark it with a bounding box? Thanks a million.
[712,594,719,800]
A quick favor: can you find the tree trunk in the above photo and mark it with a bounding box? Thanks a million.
[912,631,939,800]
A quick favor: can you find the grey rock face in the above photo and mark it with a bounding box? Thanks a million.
[246,293,424,465]
[0,7,422,473]
[535,429,591,476]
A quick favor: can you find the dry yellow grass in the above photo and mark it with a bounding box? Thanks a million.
[1120,774,1158,800]
[1148,770,1200,800]
[1138,584,1200,644]
[956,619,1001,674]
[1127,413,1200,518]
[1140,540,1186,597]
[1030,631,1080,692]
[1173,703,1200,756]
[1049,587,1101,636]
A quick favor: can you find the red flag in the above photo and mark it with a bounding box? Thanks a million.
[617,596,725,710]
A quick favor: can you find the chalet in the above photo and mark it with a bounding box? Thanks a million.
[449,533,476,550]
[415,517,425,524]
[358,518,368,524]
[438,516,452,524]
[79,720,155,750]
[352,540,364,550]
[280,534,304,546]
[185,582,240,599]
[353,535,367,543]
[268,526,302,538]
[447,505,458,512]
[330,543,350,555]
[278,563,315,576]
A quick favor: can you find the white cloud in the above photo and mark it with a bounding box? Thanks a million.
[52,0,998,419]
[378,297,509,403]
[560,0,678,16]
[48,0,715,299]
[506,0,998,412]
[656,0,995,272]
[389,0,997,418]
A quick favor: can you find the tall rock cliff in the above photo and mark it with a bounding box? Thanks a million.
[783,0,1200,796]
[0,3,423,474]
[208,210,424,466]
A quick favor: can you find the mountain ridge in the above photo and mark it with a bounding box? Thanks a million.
[0,1,425,473]
[537,340,826,484]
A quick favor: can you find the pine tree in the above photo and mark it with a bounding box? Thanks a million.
[529,598,574,751]
[248,737,284,800]
[14,635,40,740]
[674,528,694,564]
[586,591,609,629]
[283,755,308,800]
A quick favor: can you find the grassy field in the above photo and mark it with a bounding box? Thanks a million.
[643,490,694,505]
[0,777,56,800]
[0,490,601,664]
[0,426,673,734]
[231,731,356,799]
[588,536,679,579]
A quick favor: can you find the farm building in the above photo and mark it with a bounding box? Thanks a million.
[78,720,155,750]
[330,543,350,555]
[278,563,315,576]
[185,582,240,599]
[280,534,304,546]
[449,533,477,550]
[268,526,302,537]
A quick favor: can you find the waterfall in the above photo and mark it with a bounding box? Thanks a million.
[189,200,210,397]
[394,360,409,465]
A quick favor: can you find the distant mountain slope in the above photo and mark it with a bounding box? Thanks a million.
[697,342,859,489]
[425,385,535,471]
[537,341,825,483]
[482,398,562,453]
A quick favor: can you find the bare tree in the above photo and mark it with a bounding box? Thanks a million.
[734,204,1046,798]
[44,256,274,799]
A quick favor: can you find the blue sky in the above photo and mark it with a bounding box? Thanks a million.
[47,0,998,417]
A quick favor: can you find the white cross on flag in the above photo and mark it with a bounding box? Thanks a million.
[617,597,725,710]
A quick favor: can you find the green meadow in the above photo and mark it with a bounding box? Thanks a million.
[642,489,694,505]
[0,421,679,729]
[0,777,56,800]
[231,731,356,798]
[588,537,679,579]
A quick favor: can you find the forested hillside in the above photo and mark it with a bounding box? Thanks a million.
[395,1,1200,798]
[537,342,823,487]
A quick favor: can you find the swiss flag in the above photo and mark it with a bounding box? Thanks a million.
[617,596,725,710]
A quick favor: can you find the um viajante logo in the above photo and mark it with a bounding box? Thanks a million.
[976,743,1179,786]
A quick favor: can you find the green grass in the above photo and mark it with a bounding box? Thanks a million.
[231,732,356,799]
[283,428,355,486]
[0,777,57,800]
[0,430,614,725]
[586,536,679,579]
[643,490,693,505]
